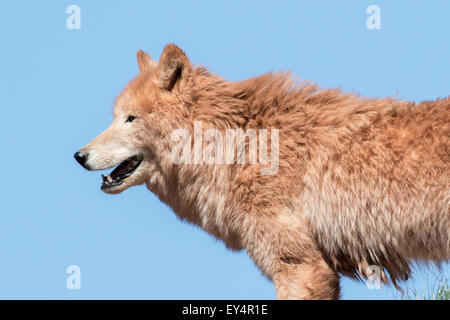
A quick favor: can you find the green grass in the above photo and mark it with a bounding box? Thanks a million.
[395,276,450,300]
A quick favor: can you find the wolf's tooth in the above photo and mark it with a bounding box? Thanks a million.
[107,175,113,183]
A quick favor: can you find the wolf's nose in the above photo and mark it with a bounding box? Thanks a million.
[74,151,88,168]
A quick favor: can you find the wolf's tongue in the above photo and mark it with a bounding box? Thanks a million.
[110,157,138,180]
[110,161,130,179]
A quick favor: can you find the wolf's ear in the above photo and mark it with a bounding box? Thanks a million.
[137,50,156,72]
[157,44,191,91]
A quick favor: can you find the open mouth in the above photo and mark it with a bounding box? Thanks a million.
[101,155,143,190]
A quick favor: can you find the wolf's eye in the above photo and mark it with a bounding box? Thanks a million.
[126,115,136,123]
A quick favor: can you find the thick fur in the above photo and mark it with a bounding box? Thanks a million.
[77,44,450,299]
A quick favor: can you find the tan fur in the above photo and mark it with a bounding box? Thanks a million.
[77,44,450,299]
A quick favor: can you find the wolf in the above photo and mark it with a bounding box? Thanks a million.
[75,44,449,299]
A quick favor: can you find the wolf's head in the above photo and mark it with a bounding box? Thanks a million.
[74,44,194,194]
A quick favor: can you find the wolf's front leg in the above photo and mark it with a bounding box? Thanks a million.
[273,258,341,300]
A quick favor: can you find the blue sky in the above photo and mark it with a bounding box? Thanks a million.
[0,1,448,299]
